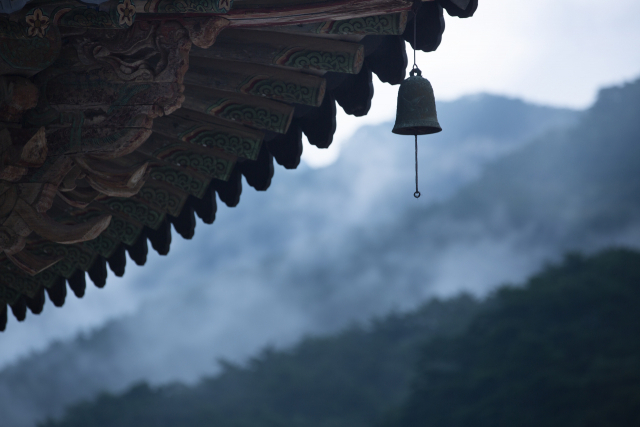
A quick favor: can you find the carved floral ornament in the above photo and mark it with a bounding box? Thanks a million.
[117,0,136,27]
[25,8,50,38]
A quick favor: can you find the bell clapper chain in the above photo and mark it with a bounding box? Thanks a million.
[414,135,420,198]
[412,6,421,199]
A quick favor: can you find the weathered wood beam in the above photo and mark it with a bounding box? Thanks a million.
[0,303,6,331]
[88,256,107,288]
[9,297,26,321]
[146,218,172,255]
[439,0,478,18]
[124,230,148,266]
[190,29,364,74]
[189,187,217,224]
[267,12,408,35]
[94,150,212,199]
[0,258,59,299]
[13,199,112,246]
[25,287,45,315]
[0,304,6,330]
[135,0,233,14]
[138,133,237,182]
[46,276,67,307]
[212,166,242,207]
[67,269,86,298]
[403,1,444,52]
[237,142,274,191]
[168,204,196,240]
[332,61,373,117]
[132,0,413,27]
[298,92,336,148]
[43,78,185,113]
[82,233,121,259]
[91,197,166,230]
[225,0,413,27]
[366,35,407,85]
[181,85,294,134]
[69,210,143,252]
[19,239,96,280]
[0,279,21,306]
[133,180,189,218]
[266,121,302,169]
[186,57,326,107]
[153,107,266,159]
[107,244,126,277]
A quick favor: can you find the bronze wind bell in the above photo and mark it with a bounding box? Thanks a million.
[392,6,442,198]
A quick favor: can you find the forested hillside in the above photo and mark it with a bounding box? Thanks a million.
[388,249,640,427]
[43,249,640,427]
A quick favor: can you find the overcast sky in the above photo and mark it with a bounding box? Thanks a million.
[303,0,640,167]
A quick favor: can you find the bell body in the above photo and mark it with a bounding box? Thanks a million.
[392,69,442,135]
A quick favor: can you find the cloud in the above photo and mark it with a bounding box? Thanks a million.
[303,0,640,168]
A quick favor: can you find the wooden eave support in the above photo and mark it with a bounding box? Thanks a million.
[139,132,237,182]
[90,197,167,230]
[131,179,190,218]
[132,0,413,27]
[181,84,294,134]
[186,57,326,107]
[263,12,408,36]
[0,0,455,326]
[190,29,364,74]
[102,151,212,199]
[72,210,144,248]
[153,108,266,159]
[224,0,413,27]
[0,258,61,299]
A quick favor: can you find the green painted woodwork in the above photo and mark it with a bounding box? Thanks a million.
[240,76,321,107]
[67,211,142,247]
[82,234,120,258]
[135,185,186,217]
[0,283,20,305]
[29,242,95,278]
[171,124,262,160]
[205,99,290,134]
[149,166,209,198]
[161,150,234,181]
[0,259,58,298]
[104,215,143,245]
[275,48,360,74]
[313,13,406,35]
[100,198,165,229]
[142,0,232,13]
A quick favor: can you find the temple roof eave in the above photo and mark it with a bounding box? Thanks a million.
[0,0,477,330]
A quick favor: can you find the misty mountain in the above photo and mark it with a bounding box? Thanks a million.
[0,88,608,427]
[42,294,483,427]
[43,249,640,427]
